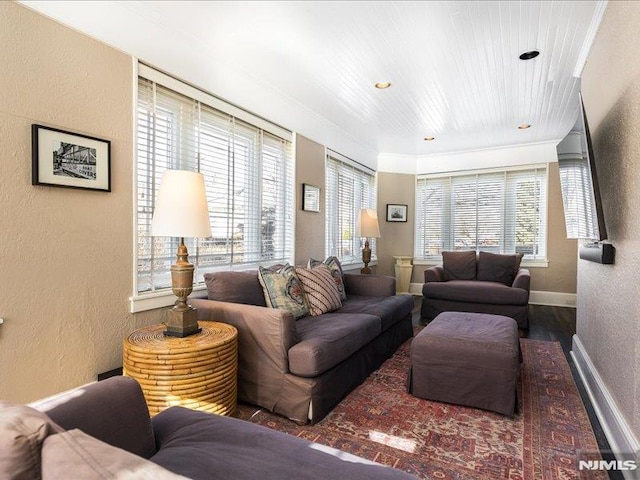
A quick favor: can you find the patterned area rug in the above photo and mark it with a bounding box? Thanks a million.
[236,337,606,479]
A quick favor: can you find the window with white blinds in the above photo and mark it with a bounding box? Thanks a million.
[415,166,547,261]
[325,154,377,265]
[557,157,599,239]
[136,75,294,294]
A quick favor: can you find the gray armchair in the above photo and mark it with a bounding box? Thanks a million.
[420,251,531,328]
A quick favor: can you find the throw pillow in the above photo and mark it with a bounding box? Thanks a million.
[295,265,343,316]
[258,264,310,319]
[204,265,284,307]
[204,271,266,306]
[308,256,346,300]
[42,429,189,479]
[476,251,524,286]
[0,402,63,480]
[442,250,477,280]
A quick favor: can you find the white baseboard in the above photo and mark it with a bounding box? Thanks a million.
[571,335,640,479]
[529,290,576,308]
[409,283,576,308]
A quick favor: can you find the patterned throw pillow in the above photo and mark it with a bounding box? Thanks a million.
[258,264,310,319]
[308,256,346,300]
[296,264,343,316]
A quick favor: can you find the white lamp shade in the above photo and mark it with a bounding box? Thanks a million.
[357,209,381,238]
[151,170,212,238]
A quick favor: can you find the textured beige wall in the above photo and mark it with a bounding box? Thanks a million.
[295,134,326,265]
[377,173,415,277]
[0,3,163,403]
[407,162,577,293]
[579,1,640,439]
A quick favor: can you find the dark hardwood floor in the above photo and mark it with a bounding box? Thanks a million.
[412,299,623,480]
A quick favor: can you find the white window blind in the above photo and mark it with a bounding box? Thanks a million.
[415,166,547,261]
[325,154,377,265]
[136,76,294,294]
[558,157,598,239]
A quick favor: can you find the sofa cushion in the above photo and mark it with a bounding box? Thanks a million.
[258,264,310,319]
[151,406,414,480]
[423,280,529,305]
[309,256,346,300]
[338,294,414,332]
[204,271,266,306]
[0,403,63,480]
[442,250,477,280]
[476,252,523,285]
[42,429,187,480]
[296,265,342,316]
[289,313,381,377]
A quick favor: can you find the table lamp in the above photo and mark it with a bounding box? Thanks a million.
[357,208,381,274]
[151,170,212,337]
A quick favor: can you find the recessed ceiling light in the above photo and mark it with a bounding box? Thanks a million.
[375,82,391,89]
[518,124,531,130]
[519,50,540,60]
[424,136,435,141]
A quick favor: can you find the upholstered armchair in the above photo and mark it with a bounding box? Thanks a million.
[420,251,530,328]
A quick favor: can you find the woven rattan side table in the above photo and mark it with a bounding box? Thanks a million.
[123,321,238,417]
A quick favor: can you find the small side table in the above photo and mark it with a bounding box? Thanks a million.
[123,321,238,417]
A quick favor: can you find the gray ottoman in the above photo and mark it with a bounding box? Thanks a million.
[408,312,520,416]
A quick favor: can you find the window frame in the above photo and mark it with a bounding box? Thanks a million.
[413,164,549,267]
[131,65,294,313]
[325,150,377,267]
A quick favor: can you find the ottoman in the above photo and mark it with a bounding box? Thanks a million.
[408,312,520,416]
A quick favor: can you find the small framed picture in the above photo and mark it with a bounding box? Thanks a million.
[32,124,111,192]
[386,204,408,222]
[302,183,320,212]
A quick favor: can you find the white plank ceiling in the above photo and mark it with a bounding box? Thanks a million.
[21,0,607,164]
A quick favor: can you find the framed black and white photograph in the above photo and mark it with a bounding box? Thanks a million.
[302,183,320,212]
[386,204,408,222]
[32,124,111,192]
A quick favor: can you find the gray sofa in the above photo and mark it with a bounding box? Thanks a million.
[190,271,414,424]
[5,376,416,479]
[420,251,531,328]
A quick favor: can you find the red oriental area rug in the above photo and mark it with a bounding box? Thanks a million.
[236,338,607,480]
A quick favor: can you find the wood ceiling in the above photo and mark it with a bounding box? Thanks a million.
[22,1,607,164]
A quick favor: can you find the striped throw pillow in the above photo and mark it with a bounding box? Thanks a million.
[295,265,343,316]
[308,256,346,300]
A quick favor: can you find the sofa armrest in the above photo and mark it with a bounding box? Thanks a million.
[189,298,296,410]
[512,268,531,292]
[31,376,157,459]
[343,273,395,297]
[424,266,445,283]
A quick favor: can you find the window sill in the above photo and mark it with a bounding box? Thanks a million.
[130,285,208,313]
[339,260,378,273]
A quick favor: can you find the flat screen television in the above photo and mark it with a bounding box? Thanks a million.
[556,92,607,241]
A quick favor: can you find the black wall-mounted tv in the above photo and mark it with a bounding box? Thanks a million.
[556,92,608,242]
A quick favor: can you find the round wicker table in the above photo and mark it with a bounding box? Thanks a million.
[123,321,238,417]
